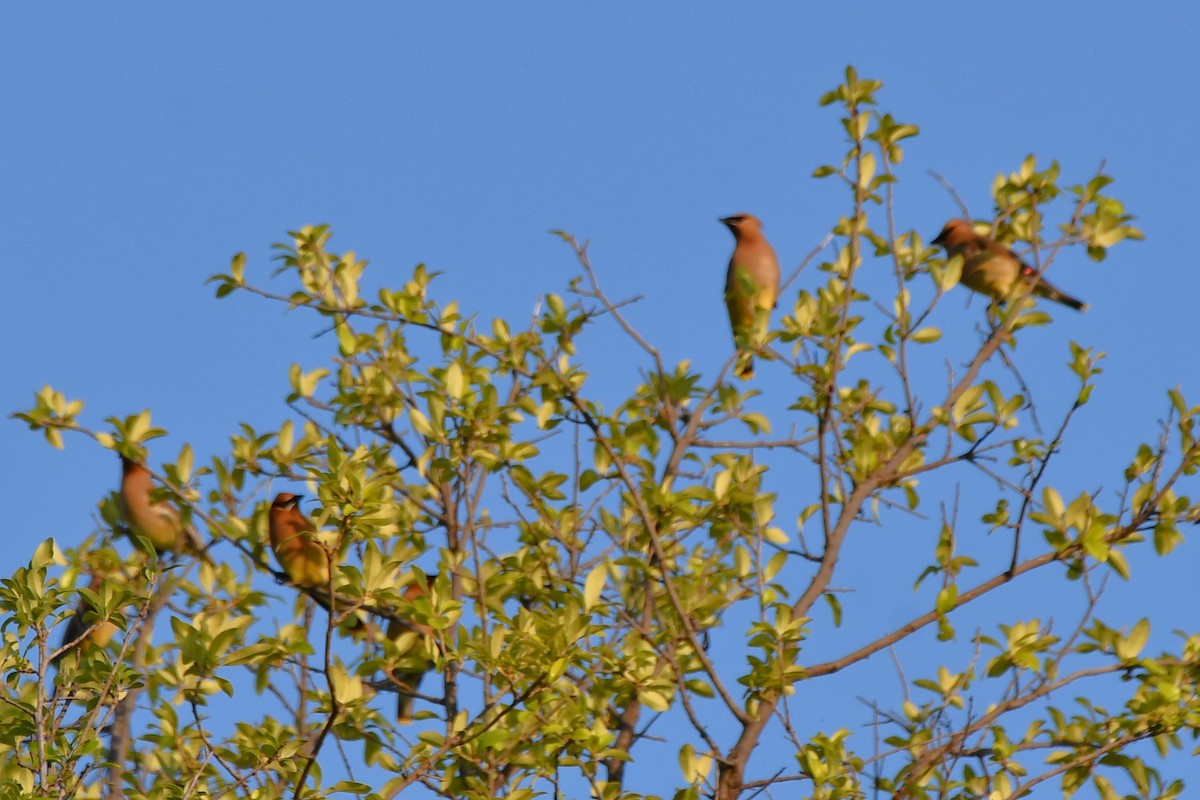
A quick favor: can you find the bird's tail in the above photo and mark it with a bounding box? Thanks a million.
[398,688,415,724]
[734,351,755,380]
[394,670,426,723]
[1035,279,1088,311]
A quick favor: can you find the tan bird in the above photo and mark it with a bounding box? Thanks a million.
[932,219,1087,311]
[268,493,331,589]
[53,570,119,669]
[721,214,781,379]
[386,575,436,724]
[268,493,373,637]
[120,456,210,561]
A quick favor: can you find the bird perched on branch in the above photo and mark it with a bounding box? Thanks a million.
[268,492,368,637]
[120,456,211,562]
[386,574,437,724]
[268,493,330,589]
[932,219,1087,311]
[721,213,781,379]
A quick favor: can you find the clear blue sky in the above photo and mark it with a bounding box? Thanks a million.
[3,4,1198,795]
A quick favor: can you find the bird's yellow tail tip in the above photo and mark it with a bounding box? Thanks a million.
[734,354,755,380]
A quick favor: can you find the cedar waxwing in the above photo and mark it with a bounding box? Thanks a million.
[119,456,210,561]
[268,493,371,637]
[932,219,1087,311]
[386,576,436,724]
[721,214,781,379]
[53,571,118,668]
[268,493,330,589]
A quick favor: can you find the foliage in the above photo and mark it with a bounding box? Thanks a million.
[5,67,1196,800]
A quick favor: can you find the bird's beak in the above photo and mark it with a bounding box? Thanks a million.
[719,217,735,227]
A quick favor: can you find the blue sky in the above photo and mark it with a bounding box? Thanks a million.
[3,4,1199,795]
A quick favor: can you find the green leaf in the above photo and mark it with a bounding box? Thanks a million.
[936,584,958,615]
[583,564,606,611]
[857,151,876,188]
[823,592,843,627]
[764,551,787,581]
[638,688,671,712]
[230,251,246,284]
[1042,487,1064,518]
[335,320,356,355]
[410,408,434,438]
[536,401,556,430]
[938,254,963,292]
[911,327,941,344]
[1116,619,1149,661]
